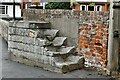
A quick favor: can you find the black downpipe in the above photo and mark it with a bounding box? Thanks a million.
[13,0,15,20]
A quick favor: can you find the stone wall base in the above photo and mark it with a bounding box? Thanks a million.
[10,52,84,73]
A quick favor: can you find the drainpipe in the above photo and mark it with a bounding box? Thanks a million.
[107,0,113,74]
[107,0,120,75]
[13,0,15,20]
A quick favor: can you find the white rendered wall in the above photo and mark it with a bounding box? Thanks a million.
[0,0,21,3]
[76,0,108,2]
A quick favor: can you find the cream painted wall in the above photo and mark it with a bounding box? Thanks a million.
[0,0,21,3]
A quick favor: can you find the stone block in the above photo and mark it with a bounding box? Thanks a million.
[34,46,44,55]
[22,37,28,44]
[8,35,12,41]
[23,44,30,52]
[29,44,34,52]
[22,37,36,45]
[36,38,51,46]
[43,55,50,64]
[8,27,16,35]
[19,29,24,36]
[29,37,36,45]
[13,35,23,42]
[11,35,17,41]
[17,43,24,50]
[8,41,16,49]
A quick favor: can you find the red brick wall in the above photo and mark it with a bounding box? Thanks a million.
[75,5,80,11]
[78,12,109,69]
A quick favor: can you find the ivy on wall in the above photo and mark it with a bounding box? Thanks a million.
[45,2,71,9]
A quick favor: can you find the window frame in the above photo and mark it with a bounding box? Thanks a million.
[96,5,102,11]
[87,5,95,11]
[80,5,86,11]
[0,5,8,14]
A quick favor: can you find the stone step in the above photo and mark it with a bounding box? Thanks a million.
[10,52,84,73]
[29,21,51,29]
[10,49,84,73]
[9,20,51,29]
[55,56,84,73]
[44,46,75,56]
[52,37,67,47]
[44,29,59,41]
[66,55,84,64]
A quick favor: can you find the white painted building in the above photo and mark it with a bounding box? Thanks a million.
[0,0,21,18]
[75,0,109,2]
[71,0,110,11]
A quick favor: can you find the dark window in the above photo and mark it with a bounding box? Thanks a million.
[82,6,85,11]
[88,6,94,11]
[0,6,5,14]
[97,6,100,11]
[0,6,8,14]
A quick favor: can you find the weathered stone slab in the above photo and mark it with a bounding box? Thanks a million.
[53,37,67,47]
[43,46,75,57]
[58,46,75,54]
[9,35,23,42]
[9,21,30,28]
[67,55,84,64]
[44,29,59,41]
[8,41,17,49]
[29,21,51,29]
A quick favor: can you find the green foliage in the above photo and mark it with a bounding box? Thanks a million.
[45,2,70,9]
[89,2,95,6]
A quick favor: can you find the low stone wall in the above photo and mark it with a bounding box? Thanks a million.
[0,19,9,41]
[8,21,84,73]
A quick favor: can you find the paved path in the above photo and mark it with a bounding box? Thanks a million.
[1,36,113,79]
